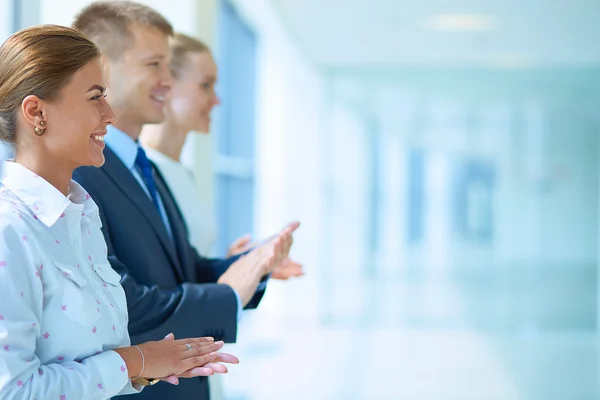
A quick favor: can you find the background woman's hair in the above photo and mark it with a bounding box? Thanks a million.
[169,32,211,79]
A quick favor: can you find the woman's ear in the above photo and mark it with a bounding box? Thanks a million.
[21,95,46,128]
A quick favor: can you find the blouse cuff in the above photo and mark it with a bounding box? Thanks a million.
[86,350,132,398]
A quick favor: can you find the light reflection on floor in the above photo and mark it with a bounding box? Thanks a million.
[221,266,599,400]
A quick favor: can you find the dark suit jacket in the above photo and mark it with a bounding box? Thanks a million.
[73,146,266,400]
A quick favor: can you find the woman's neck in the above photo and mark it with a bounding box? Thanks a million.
[14,151,72,196]
[140,120,188,163]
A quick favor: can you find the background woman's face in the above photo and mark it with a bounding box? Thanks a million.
[169,51,220,133]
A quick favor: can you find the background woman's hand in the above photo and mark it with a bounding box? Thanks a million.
[271,257,304,280]
[226,234,253,257]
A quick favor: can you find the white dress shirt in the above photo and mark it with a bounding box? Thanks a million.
[0,161,137,399]
[144,148,216,255]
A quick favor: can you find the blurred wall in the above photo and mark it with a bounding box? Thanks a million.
[232,0,325,273]
[0,1,12,41]
[325,70,600,272]
[0,0,14,159]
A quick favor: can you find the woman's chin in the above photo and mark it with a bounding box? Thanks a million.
[84,154,106,168]
[194,118,210,133]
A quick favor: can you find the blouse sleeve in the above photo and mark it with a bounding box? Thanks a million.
[0,216,131,399]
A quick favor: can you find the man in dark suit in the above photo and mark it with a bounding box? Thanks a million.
[71,2,297,399]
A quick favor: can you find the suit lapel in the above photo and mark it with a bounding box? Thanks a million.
[152,165,195,278]
[101,146,184,281]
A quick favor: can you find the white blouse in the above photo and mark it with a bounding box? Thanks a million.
[144,148,217,255]
[0,161,137,399]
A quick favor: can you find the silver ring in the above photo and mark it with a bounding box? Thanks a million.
[185,343,192,351]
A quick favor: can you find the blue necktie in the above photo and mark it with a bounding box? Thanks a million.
[134,146,161,211]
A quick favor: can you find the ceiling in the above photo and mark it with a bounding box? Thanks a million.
[271,0,600,70]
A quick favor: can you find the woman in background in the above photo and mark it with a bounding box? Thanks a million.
[140,32,303,400]
[141,33,303,277]
[0,25,237,399]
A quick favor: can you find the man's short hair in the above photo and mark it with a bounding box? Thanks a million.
[73,1,173,60]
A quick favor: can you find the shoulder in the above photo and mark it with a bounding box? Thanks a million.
[73,165,104,182]
[153,157,189,179]
[72,166,109,200]
[0,190,40,275]
[157,161,198,192]
[0,187,38,234]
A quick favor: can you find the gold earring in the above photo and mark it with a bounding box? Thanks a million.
[34,121,46,136]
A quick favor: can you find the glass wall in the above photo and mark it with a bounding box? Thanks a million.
[212,0,257,255]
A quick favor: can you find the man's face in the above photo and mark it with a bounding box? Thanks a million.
[104,24,172,134]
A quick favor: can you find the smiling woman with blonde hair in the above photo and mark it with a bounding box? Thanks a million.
[0,25,236,399]
[141,33,304,278]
